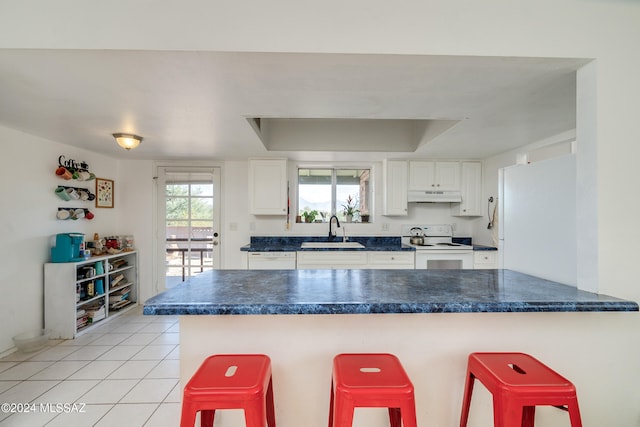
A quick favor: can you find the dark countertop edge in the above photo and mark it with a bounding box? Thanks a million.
[473,245,498,251]
[240,244,415,252]
[241,245,494,252]
[143,301,639,316]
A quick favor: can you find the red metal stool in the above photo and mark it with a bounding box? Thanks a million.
[180,354,276,427]
[328,353,417,427]
[460,352,583,427]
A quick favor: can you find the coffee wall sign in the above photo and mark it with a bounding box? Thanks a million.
[55,155,95,181]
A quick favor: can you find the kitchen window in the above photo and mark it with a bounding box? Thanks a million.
[298,168,371,223]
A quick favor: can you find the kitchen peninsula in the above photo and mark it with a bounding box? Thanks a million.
[144,270,638,426]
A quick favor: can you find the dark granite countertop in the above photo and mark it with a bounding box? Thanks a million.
[241,236,495,252]
[143,269,638,315]
[451,237,497,251]
[472,245,498,251]
[241,236,413,252]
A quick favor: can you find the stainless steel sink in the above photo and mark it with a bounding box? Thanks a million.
[300,241,365,249]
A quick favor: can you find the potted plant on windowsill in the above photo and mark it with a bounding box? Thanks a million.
[341,195,360,223]
[302,210,319,223]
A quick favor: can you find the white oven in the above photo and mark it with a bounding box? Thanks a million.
[414,250,473,270]
[402,224,474,270]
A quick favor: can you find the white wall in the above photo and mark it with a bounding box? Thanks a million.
[0,126,122,354]
[118,160,154,301]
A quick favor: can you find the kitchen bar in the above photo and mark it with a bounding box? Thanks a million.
[144,270,638,426]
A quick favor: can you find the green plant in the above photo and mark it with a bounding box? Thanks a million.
[341,195,360,216]
[302,210,319,223]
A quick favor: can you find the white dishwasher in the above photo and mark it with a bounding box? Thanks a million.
[247,252,297,270]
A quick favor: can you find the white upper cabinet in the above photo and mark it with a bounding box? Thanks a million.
[452,161,483,216]
[382,159,408,216]
[248,158,288,215]
[409,161,460,191]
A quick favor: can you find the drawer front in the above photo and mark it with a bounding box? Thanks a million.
[474,251,498,268]
[297,251,368,266]
[368,252,415,266]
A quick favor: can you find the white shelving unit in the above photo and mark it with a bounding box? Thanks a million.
[44,251,138,339]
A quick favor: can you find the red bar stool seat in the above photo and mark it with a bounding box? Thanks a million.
[329,353,417,427]
[181,354,276,427]
[460,352,583,427]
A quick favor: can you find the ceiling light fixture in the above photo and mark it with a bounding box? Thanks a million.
[112,133,143,150]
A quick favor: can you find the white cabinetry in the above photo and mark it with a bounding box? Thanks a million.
[409,161,460,191]
[247,252,297,269]
[452,161,483,216]
[296,251,415,269]
[45,251,138,339]
[297,251,368,269]
[367,252,415,269]
[248,158,288,215]
[474,251,498,269]
[382,159,408,216]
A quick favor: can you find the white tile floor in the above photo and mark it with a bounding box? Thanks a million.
[0,306,181,426]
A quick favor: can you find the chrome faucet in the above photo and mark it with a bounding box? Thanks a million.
[328,215,340,239]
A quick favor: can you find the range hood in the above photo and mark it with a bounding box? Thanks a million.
[407,190,462,203]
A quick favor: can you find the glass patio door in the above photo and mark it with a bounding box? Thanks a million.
[157,167,221,289]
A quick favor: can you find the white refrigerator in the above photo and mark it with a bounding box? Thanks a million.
[499,154,577,285]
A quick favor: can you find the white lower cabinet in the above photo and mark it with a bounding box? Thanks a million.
[296,251,415,269]
[367,251,415,269]
[473,251,498,269]
[45,251,138,339]
[296,251,368,269]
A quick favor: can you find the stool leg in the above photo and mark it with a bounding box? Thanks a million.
[459,371,475,427]
[399,401,418,427]
[567,402,583,427]
[266,377,276,427]
[522,406,535,427]
[328,382,335,427]
[201,410,215,427]
[332,391,354,427]
[491,395,506,427]
[180,400,197,427]
[388,408,401,427]
[245,398,268,427]
[500,398,524,427]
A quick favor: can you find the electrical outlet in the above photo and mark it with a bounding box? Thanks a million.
[452,223,457,231]
[382,223,390,231]
[249,222,256,231]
